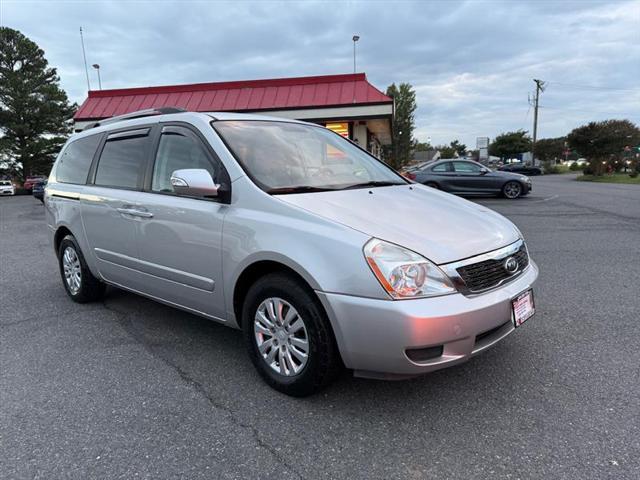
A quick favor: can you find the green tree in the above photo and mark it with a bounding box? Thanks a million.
[434,140,467,159]
[0,27,75,182]
[384,83,417,169]
[435,144,456,158]
[533,137,566,162]
[414,141,432,152]
[567,119,640,175]
[450,139,467,157]
[489,130,532,160]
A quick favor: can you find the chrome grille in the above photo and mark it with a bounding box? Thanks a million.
[455,244,529,293]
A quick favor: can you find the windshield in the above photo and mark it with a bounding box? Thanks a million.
[0,181,11,186]
[213,120,406,193]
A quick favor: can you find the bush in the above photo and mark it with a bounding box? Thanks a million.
[582,165,594,175]
[542,161,569,174]
[569,162,581,171]
[630,171,639,178]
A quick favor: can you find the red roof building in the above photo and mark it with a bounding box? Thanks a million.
[74,73,394,157]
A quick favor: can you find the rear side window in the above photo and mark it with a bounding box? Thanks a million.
[453,161,481,173]
[94,130,149,189]
[56,135,101,184]
[432,162,451,172]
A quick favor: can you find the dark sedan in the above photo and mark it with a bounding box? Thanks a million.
[32,180,46,203]
[414,159,532,199]
[498,163,543,176]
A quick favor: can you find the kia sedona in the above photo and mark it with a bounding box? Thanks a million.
[46,108,538,396]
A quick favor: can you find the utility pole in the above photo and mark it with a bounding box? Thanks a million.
[531,79,545,165]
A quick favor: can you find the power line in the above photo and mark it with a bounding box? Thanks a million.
[537,104,640,116]
[545,81,638,92]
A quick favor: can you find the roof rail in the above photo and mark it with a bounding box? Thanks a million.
[83,107,186,131]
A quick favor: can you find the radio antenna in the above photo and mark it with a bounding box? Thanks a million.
[79,27,91,92]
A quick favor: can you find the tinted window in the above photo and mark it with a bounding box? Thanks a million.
[56,135,101,184]
[152,129,218,192]
[432,162,451,172]
[95,133,148,189]
[453,161,482,173]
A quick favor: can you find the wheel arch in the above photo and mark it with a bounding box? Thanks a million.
[232,259,320,330]
[54,225,74,254]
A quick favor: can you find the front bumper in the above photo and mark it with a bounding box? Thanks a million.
[317,261,538,379]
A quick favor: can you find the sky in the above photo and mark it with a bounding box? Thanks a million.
[1,0,639,147]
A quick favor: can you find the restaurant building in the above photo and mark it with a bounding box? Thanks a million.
[73,73,394,158]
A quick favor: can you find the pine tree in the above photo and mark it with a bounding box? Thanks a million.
[0,27,75,182]
[384,83,417,169]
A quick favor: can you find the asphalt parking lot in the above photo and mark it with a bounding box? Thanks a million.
[1,173,639,479]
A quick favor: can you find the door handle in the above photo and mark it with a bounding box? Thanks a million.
[117,207,154,218]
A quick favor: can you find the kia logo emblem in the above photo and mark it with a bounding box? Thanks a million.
[503,256,519,274]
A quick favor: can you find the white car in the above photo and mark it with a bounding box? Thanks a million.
[0,180,15,195]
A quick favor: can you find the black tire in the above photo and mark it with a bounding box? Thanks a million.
[502,181,522,199]
[425,182,439,190]
[242,272,341,397]
[57,234,106,303]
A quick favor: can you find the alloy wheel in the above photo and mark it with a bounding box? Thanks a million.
[254,297,309,376]
[62,246,82,294]
[504,182,521,199]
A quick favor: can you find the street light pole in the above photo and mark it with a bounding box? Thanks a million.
[92,64,102,90]
[352,35,360,73]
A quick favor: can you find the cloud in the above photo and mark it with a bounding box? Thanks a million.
[2,0,638,146]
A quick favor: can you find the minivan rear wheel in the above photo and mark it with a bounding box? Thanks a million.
[58,235,106,303]
[242,273,341,397]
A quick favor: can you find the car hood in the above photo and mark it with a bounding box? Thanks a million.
[276,184,520,264]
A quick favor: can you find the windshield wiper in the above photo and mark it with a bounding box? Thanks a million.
[266,185,337,194]
[340,180,405,190]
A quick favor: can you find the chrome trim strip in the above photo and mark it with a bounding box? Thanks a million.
[440,239,528,296]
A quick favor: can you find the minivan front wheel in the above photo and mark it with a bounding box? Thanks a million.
[242,273,341,396]
[58,235,106,303]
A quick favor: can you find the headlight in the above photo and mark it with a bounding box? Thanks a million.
[363,238,456,299]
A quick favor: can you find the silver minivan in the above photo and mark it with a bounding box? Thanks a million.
[46,109,538,396]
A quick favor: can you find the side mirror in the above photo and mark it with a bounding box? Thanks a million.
[170,169,219,197]
[479,168,489,175]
